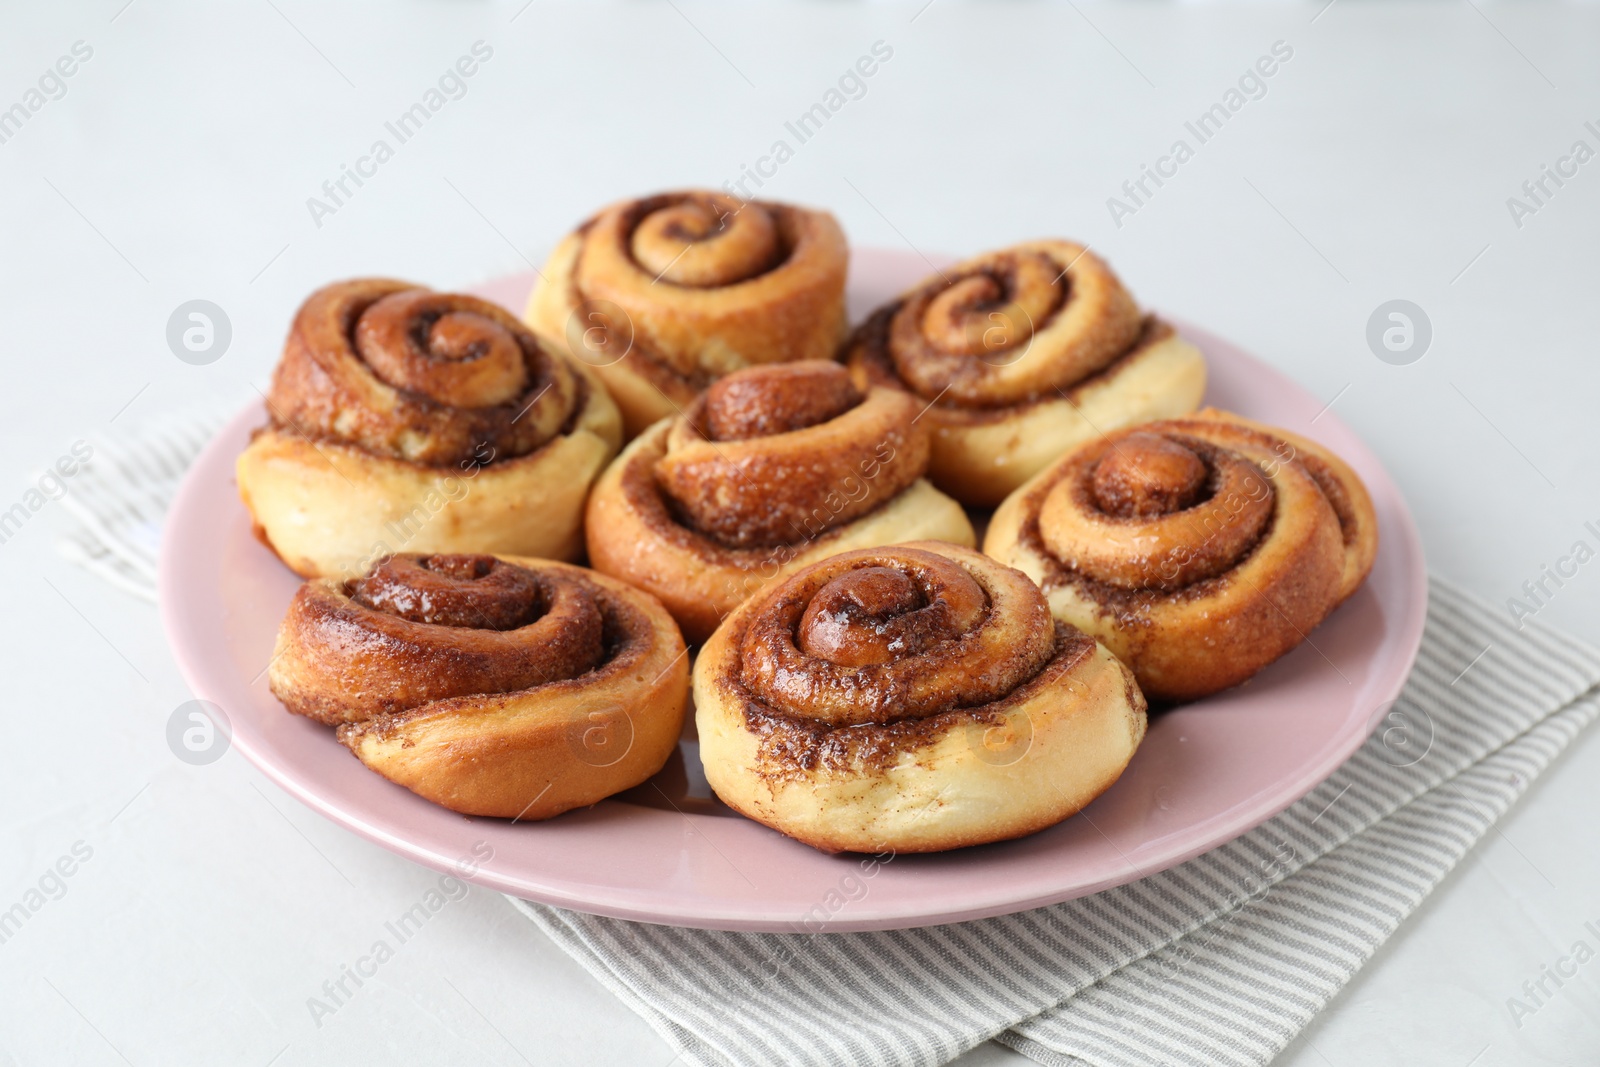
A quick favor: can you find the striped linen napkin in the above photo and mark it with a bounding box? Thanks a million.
[511,594,1599,1067]
[54,411,225,601]
[61,414,1600,1067]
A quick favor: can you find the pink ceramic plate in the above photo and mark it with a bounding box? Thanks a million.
[160,249,1427,931]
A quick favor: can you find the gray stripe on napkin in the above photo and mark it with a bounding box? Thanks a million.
[1002,696,1597,1067]
[55,411,224,601]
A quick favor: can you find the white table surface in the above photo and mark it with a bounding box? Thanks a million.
[3,2,1599,1064]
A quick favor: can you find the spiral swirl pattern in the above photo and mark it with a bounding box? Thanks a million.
[1210,411,1378,602]
[694,542,1147,853]
[586,362,974,643]
[1036,431,1275,593]
[270,553,688,819]
[655,361,927,549]
[844,241,1207,507]
[873,242,1141,408]
[528,190,849,438]
[239,279,621,580]
[985,412,1378,701]
[276,554,613,724]
[625,192,781,287]
[267,279,584,466]
[736,547,1054,726]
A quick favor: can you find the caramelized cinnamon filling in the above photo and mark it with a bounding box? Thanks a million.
[798,567,935,667]
[274,554,675,725]
[889,253,1067,397]
[701,362,862,442]
[342,553,606,685]
[912,252,1064,358]
[735,628,1097,778]
[356,291,530,408]
[735,546,1053,726]
[1038,432,1274,593]
[853,243,1142,409]
[649,362,925,550]
[560,193,845,403]
[349,554,547,630]
[847,310,1173,419]
[1090,432,1209,518]
[621,192,788,287]
[559,286,710,402]
[266,280,582,466]
[1299,453,1360,546]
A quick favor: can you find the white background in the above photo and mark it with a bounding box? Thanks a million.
[2,2,1599,1064]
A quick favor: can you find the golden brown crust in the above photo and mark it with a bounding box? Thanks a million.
[267,278,593,465]
[526,191,849,438]
[883,243,1140,407]
[695,542,1147,853]
[238,279,622,579]
[844,242,1207,506]
[656,363,929,548]
[1189,408,1378,601]
[270,554,687,819]
[985,412,1378,701]
[585,362,975,642]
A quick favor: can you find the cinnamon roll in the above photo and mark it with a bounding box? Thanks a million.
[526,191,849,438]
[985,409,1378,702]
[270,553,688,819]
[236,279,621,580]
[695,542,1147,853]
[585,361,975,644]
[844,241,1207,506]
